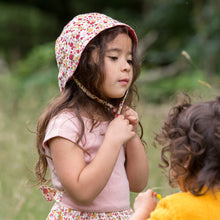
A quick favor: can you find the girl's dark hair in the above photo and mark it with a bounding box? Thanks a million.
[35,26,143,184]
[154,94,220,196]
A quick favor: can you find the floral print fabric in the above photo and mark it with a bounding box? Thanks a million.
[47,206,133,220]
[40,185,63,203]
[40,185,133,219]
[55,12,137,91]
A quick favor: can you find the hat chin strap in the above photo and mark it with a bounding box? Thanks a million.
[72,76,128,117]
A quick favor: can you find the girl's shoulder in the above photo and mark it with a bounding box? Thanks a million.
[55,110,77,120]
[49,110,109,130]
[48,110,79,130]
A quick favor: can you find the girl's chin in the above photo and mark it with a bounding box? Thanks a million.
[104,90,127,99]
[111,94,126,99]
[114,91,128,98]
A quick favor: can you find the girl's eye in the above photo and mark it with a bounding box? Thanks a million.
[127,59,133,65]
[109,56,118,61]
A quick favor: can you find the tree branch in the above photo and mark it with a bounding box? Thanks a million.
[137,60,187,84]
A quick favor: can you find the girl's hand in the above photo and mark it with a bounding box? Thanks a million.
[131,189,158,220]
[105,115,136,147]
[122,106,139,132]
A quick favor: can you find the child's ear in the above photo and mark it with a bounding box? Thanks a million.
[184,153,191,169]
[90,48,99,64]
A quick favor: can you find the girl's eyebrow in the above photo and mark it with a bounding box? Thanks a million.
[106,48,121,53]
[106,48,132,54]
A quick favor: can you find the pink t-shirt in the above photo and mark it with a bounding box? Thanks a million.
[43,111,130,212]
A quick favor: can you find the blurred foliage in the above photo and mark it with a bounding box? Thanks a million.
[139,1,194,65]
[16,42,56,79]
[140,0,220,75]
[0,3,60,62]
[139,70,210,103]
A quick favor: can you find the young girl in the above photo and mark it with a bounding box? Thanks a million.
[131,94,220,219]
[35,13,148,219]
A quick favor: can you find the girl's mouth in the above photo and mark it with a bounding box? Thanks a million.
[119,78,129,85]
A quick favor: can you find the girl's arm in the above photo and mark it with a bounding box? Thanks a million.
[125,134,148,192]
[130,189,157,220]
[123,107,149,192]
[49,115,135,205]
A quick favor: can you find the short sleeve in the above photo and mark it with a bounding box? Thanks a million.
[43,111,81,149]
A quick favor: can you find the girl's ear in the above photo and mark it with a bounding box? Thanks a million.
[90,48,99,64]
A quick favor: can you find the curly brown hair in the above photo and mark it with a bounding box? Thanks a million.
[35,26,143,184]
[154,94,220,196]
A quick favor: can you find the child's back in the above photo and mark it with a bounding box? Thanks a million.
[149,190,220,219]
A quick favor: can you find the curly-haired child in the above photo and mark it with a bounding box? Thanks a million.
[131,94,220,220]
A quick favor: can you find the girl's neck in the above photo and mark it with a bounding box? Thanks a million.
[79,106,112,122]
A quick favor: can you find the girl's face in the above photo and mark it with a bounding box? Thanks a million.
[100,33,133,99]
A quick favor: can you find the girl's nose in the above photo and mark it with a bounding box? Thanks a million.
[121,59,131,72]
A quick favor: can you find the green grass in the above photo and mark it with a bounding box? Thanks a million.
[0,73,218,219]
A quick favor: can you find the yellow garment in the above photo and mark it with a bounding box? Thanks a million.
[148,190,220,220]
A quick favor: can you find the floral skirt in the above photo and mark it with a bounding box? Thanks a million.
[47,204,133,220]
[40,185,133,220]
